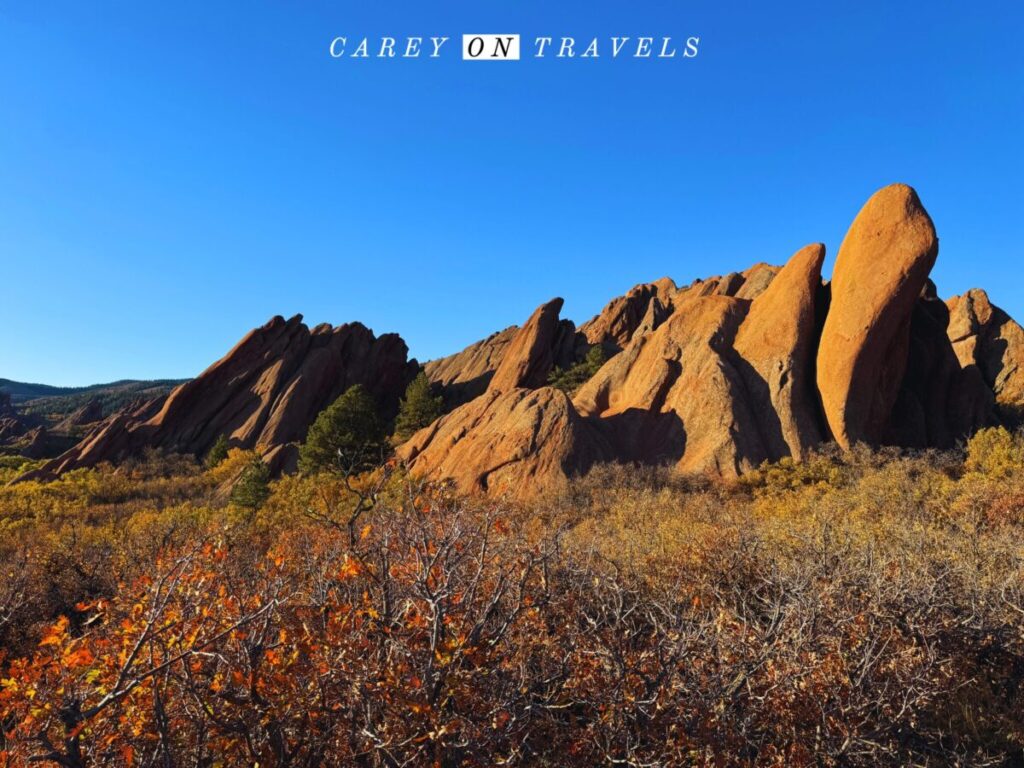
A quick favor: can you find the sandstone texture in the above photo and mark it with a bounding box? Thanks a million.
[580,278,677,351]
[397,387,612,500]
[424,326,518,405]
[816,184,940,448]
[733,244,826,459]
[947,288,1024,414]
[20,316,417,480]
[18,183,1019,498]
[488,299,582,393]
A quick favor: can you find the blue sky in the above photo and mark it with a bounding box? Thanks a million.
[2,1,1022,386]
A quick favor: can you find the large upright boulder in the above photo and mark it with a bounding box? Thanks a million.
[488,299,580,393]
[816,184,939,448]
[733,244,826,459]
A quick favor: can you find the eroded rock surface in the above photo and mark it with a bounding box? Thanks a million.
[580,278,677,351]
[424,326,518,405]
[488,299,582,393]
[816,184,940,448]
[397,387,612,500]
[947,288,1024,416]
[20,316,417,480]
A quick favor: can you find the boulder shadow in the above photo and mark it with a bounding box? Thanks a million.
[589,407,687,466]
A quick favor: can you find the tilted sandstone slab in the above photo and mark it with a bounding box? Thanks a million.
[886,281,995,447]
[734,263,782,301]
[488,299,582,393]
[19,315,417,480]
[573,294,768,477]
[53,398,104,433]
[580,277,677,351]
[570,244,827,476]
[733,244,826,459]
[397,387,613,500]
[816,184,939,448]
[424,326,518,405]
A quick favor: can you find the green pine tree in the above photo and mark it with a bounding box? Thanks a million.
[230,457,270,510]
[394,372,444,441]
[548,345,609,394]
[299,384,387,475]
[204,434,230,469]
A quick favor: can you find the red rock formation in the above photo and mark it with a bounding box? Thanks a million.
[580,277,677,351]
[397,387,612,500]
[734,263,781,301]
[947,288,1024,416]
[403,184,1005,498]
[17,183,1018,498]
[21,427,49,459]
[487,299,582,393]
[20,315,417,480]
[424,326,518,404]
[574,294,763,476]
[54,398,104,433]
[733,244,826,459]
[816,184,940,448]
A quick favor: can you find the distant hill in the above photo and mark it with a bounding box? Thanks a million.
[0,378,186,420]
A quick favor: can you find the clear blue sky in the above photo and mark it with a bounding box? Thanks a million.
[2,1,1022,386]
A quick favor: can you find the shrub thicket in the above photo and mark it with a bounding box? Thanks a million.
[1,429,1023,766]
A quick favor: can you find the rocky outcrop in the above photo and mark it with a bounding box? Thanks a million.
[54,398,104,433]
[883,282,995,447]
[947,289,1024,416]
[733,244,826,459]
[574,294,762,476]
[16,183,1018,497]
[21,427,49,459]
[580,278,677,351]
[488,299,582,393]
[401,184,1007,498]
[567,245,824,477]
[424,326,518,405]
[734,263,781,301]
[397,387,613,500]
[19,316,418,480]
[816,184,940,448]
[0,392,32,448]
[678,263,781,303]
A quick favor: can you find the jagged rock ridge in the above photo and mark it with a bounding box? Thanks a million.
[15,184,1024,498]
[20,315,418,480]
[401,184,1018,498]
